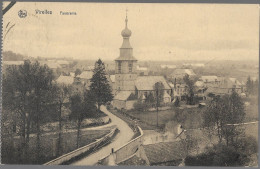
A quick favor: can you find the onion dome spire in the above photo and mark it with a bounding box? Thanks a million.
[121,9,132,38]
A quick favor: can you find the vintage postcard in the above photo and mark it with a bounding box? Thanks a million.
[1,2,259,166]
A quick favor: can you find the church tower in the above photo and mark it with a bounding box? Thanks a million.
[115,12,138,93]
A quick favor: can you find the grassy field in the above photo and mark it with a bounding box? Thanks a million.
[128,109,176,129]
[2,128,112,164]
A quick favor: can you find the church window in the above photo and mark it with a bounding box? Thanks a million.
[129,62,133,73]
[118,62,121,73]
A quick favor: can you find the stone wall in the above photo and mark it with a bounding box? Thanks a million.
[44,128,117,165]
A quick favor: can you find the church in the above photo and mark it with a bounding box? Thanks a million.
[112,13,172,110]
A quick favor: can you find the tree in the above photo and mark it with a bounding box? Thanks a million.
[183,74,197,105]
[74,68,82,77]
[246,76,253,96]
[203,91,245,146]
[145,92,155,108]
[2,60,55,162]
[69,93,84,148]
[154,82,164,127]
[174,97,180,107]
[89,59,113,111]
[53,84,71,156]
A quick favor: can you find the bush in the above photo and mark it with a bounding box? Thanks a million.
[185,143,250,166]
[133,101,150,112]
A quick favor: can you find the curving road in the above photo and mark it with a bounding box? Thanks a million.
[71,105,134,166]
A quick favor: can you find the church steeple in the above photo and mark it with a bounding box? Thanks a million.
[115,10,137,61]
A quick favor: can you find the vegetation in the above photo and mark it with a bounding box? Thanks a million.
[185,143,250,166]
[89,59,113,111]
[203,91,245,146]
[246,76,258,96]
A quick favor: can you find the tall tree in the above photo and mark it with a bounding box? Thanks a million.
[2,60,54,162]
[154,82,164,127]
[246,76,253,96]
[183,74,196,105]
[53,84,71,156]
[74,68,82,77]
[69,93,84,148]
[89,59,113,111]
[203,90,245,146]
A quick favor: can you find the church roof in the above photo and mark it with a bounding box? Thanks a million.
[135,76,171,91]
[114,91,132,101]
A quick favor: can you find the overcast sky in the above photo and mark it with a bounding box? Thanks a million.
[3,2,259,61]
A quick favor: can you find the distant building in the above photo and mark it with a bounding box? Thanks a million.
[205,77,244,97]
[113,14,171,110]
[136,65,148,76]
[76,70,94,89]
[160,64,177,69]
[200,76,220,87]
[170,68,196,80]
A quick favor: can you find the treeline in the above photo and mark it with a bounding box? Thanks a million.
[246,76,258,96]
[3,51,27,61]
[2,59,113,164]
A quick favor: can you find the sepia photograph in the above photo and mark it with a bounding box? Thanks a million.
[1,1,259,166]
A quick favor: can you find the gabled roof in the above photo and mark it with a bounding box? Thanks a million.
[171,69,196,77]
[143,141,185,165]
[195,81,204,88]
[118,155,147,165]
[114,91,132,101]
[201,76,218,82]
[56,76,74,85]
[135,76,171,91]
[77,71,93,80]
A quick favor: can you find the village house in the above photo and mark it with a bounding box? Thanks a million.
[205,77,244,98]
[170,68,196,81]
[112,14,171,110]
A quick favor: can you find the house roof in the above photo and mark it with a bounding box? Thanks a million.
[195,81,204,87]
[56,76,74,85]
[135,76,171,91]
[143,141,185,165]
[114,91,132,101]
[137,65,148,71]
[171,69,196,77]
[118,155,147,165]
[201,76,218,82]
[77,71,93,80]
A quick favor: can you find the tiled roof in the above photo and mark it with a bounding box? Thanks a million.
[114,91,132,101]
[118,155,147,166]
[143,141,185,165]
[135,76,171,91]
[56,76,74,85]
[77,71,93,80]
[201,76,218,82]
[171,69,196,77]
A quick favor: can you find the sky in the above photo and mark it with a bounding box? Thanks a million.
[2,2,259,61]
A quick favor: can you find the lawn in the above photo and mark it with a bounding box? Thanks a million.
[2,128,112,164]
[127,109,176,129]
